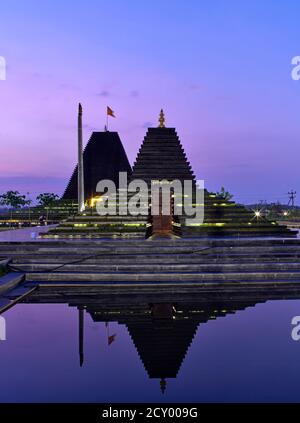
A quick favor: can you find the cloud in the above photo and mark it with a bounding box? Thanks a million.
[97,90,110,97]
[189,84,199,91]
[142,121,153,128]
[58,82,78,90]
[83,123,97,131]
[130,90,139,98]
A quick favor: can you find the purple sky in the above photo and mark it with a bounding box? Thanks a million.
[1,0,300,204]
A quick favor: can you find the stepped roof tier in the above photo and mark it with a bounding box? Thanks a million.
[63,131,131,202]
[130,127,195,184]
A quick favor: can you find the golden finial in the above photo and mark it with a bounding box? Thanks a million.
[158,109,165,128]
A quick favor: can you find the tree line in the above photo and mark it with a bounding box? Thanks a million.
[0,191,59,220]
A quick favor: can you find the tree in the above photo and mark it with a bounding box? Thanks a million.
[0,191,29,225]
[216,186,233,201]
[36,193,59,221]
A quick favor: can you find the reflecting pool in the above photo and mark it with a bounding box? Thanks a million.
[1,291,300,403]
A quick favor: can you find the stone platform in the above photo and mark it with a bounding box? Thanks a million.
[1,238,300,289]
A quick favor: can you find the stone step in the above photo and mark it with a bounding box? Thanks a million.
[25,270,300,283]
[183,231,294,238]
[0,238,299,246]
[0,239,300,250]
[2,244,300,255]
[9,252,300,263]
[0,272,24,295]
[4,250,300,262]
[12,262,300,272]
[1,237,299,244]
[43,233,146,239]
[5,250,300,260]
[24,280,300,295]
[0,286,36,313]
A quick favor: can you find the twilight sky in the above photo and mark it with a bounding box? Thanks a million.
[0,0,300,204]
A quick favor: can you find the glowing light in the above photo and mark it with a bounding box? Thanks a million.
[90,196,103,207]
[188,222,225,227]
[254,210,261,218]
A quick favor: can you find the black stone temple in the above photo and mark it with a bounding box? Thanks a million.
[63,131,131,202]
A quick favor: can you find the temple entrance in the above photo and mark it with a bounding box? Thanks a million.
[150,190,174,237]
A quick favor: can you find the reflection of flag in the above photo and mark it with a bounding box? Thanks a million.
[108,334,116,346]
[107,106,115,117]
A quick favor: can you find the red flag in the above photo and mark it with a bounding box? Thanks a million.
[107,106,116,118]
[108,334,116,346]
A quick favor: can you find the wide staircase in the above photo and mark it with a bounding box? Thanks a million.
[2,238,300,289]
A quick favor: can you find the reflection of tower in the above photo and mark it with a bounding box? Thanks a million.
[126,308,199,394]
[84,296,269,391]
[60,294,276,389]
[78,307,84,367]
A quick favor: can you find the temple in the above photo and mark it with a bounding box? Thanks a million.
[62,131,131,204]
[46,111,293,238]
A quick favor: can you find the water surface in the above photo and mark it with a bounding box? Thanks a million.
[1,298,300,402]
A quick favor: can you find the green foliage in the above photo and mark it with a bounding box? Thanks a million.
[36,193,59,221]
[36,193,59,208]
[0,191,29,209]
[216,186,233,201]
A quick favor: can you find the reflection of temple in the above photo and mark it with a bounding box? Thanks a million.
[20,288,300,392]
[86,298,265,391]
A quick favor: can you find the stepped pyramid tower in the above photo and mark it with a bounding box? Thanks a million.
[45,111,293,238]
[130,110,195,184]
[63,131,132,203]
